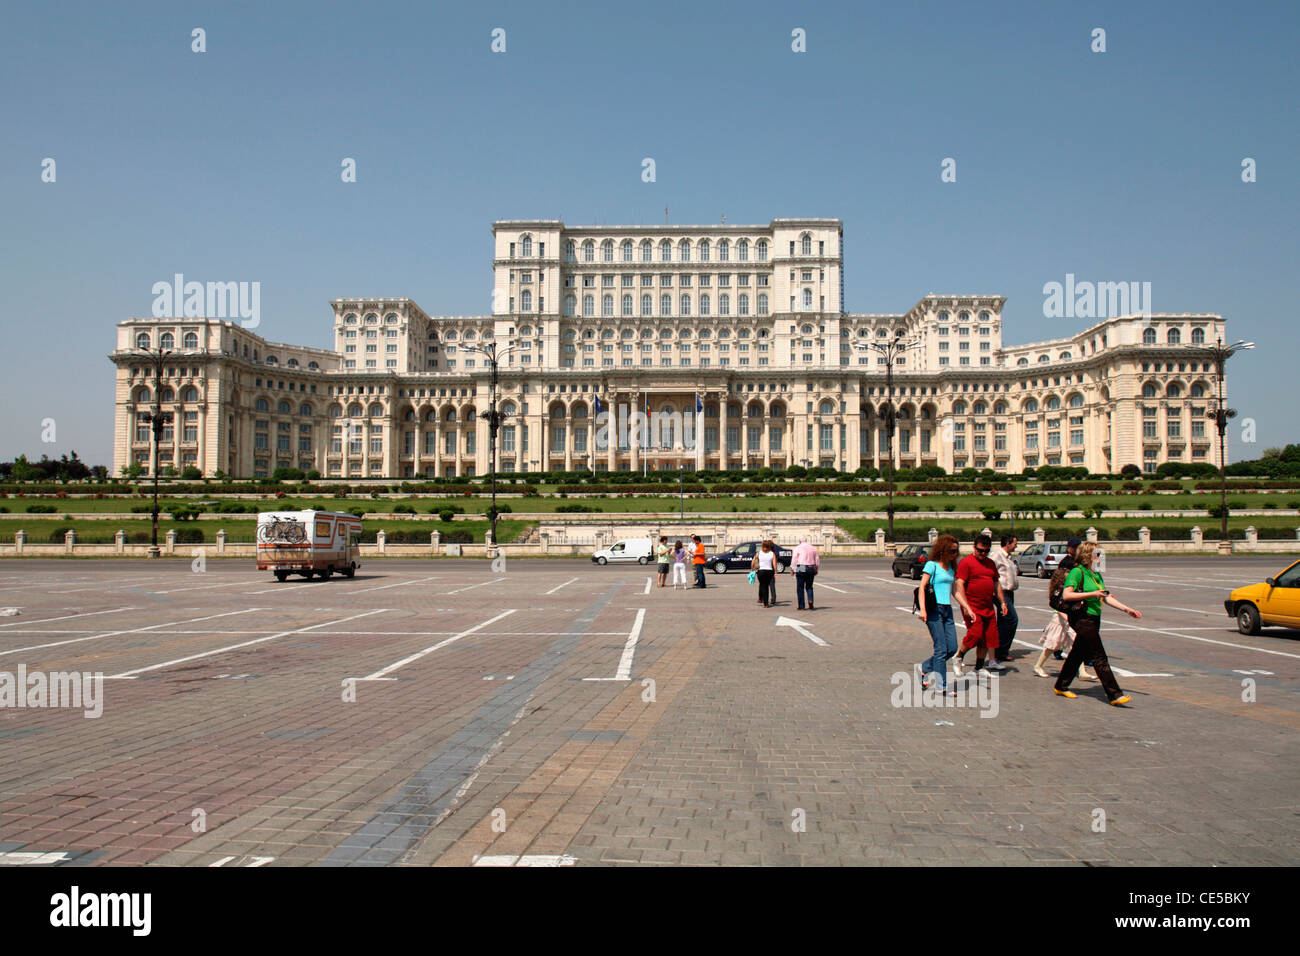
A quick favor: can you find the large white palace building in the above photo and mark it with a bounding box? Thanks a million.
[111,218,1228,478]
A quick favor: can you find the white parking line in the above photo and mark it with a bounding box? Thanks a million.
[351,575,441,594]
[0,608,263,660]
[152,580,258,595]
[642,577,652,595]
[358,609,518,680]
[0,606,136,629]
[583,608,645,681]
[106,609,391,679]
[446,577,507,595]
[245,579,324,595]
[545,577,578,595]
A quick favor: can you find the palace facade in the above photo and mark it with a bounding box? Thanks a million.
[110,218,1227,478]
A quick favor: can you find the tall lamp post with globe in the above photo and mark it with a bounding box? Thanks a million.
[857,332,917,544]
[134,343,173,558]
[1189,337,1254,543]
[464,340,517,549]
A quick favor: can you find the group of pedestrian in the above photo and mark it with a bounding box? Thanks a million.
[654,535,710,590]
[915,533,1142,706]
[652,534,822,611]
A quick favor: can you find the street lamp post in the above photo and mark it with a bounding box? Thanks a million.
[1189,338,1254,542]
[135,345,173,557]
[857,334,916,543]
[465,341,516,549]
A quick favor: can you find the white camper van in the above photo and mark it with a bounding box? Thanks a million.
[591,538,654,565]
[256,510,362,581]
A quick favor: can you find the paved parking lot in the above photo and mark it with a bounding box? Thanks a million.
[0,555,1296,866]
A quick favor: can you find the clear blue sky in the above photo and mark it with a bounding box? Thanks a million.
[2,0,1296,467]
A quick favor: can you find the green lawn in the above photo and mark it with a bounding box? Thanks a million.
[0,518,528,545]
[837,515,1300,543]
[5,491,1298,516]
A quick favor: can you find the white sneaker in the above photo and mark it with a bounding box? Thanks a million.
[985,660,1007,673]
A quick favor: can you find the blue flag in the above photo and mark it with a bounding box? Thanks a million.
[695,393,703,414]
[593,393,602,415]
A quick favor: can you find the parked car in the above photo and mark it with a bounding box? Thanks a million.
[707,541,793,574]
[1224,559,1300,634]
[592,538,654,565]
[892,543,930,579]
[1015,542,1070,578]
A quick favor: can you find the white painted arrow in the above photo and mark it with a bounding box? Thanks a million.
[776,616,828,646]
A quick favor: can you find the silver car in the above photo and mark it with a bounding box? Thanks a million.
[1015,542,1070,578]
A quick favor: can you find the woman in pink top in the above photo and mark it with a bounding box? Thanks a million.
[791,535,821,610]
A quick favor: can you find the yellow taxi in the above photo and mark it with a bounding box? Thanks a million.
[1225,560,1300,634]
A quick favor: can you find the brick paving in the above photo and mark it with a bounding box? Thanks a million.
[0,556,1295,866]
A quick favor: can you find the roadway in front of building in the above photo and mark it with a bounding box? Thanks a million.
[0,556,1295,867]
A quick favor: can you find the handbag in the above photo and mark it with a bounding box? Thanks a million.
[747,569,757,585]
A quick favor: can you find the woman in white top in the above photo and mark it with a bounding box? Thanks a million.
[670,540,689,590]
[752,540,778,608]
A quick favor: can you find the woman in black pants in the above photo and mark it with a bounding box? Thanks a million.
[753,540,778,608]
[1054,542,1142,706]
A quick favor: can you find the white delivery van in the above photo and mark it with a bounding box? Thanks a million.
[591,538,654,565]
[256,510,362,581]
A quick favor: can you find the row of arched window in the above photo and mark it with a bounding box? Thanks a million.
[564,237,770,264]
[135,331,200,350]
[133,386,202,404]
[341,312,400,326]
[563,293,768,317]
[1144,327,1206,345]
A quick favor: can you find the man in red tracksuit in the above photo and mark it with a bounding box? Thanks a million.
[952,532,1008,675]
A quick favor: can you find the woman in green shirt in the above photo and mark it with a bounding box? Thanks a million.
[1054,542,1143,705]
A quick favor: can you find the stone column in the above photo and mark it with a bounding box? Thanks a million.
[694,398,705,471]
[1138,526,1151,547]
[874,528,886,553]
[718,399,728,472]
[376,529,387,554]
[1086,527,1098,543]
[433,416,442,476]
[1191,526,1203,547]
[65,529,76,554]
[431,530,441,552]
[115,529,126,554]
[1034,527,1045,543]
[763,413,772,468]
[15,530,25,555]
[1245,526,1258,545]
[412,422,421,477]
[564,411,574,473]
[928,528,938,544]
[217,529,227,554]
[541,417,551,472]
[628,405,638,473]
[608,393,618,472]
[165,529,176,554]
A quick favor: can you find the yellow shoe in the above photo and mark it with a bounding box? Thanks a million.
[1053,688,1077,698]
[1110,695,1132,706]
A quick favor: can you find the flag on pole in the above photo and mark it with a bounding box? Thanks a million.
[593,393,602,415]
[695,393,703,414]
